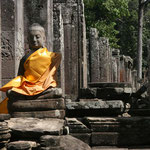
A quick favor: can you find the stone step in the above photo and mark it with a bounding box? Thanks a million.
[129,109,150,116]
[6,118,65,140]
[91,131,150,146]
[8,98,65,112]
[66,100,124,117]
[88,82,132,88]
[11,110,65,119]
[83,117,150,132]
[92,146,150,150]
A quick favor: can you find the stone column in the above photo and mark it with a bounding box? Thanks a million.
[53,0,87,100]
[112,49,120,82]
[53,4,65,97]
[24,0,53,51]
[0,0,1,101]
[89,28,111,83]
[15,0,24,75]
[1,0,24,98]
[78,0,87,89]
[120,55,126,82]
[147,40,150,100]
[89,28,100,82]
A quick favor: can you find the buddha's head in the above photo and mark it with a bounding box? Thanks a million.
[28,23,46,50]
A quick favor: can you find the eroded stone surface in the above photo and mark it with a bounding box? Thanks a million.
[40,135,91,150]
[66,100,124,110]
[6,118,65,139]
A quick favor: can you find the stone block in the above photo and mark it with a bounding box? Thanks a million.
[40,135,60,147]
[91,132,119,146]
[39,135,91,150]
[40,147,64,150]
[80,87,132,100]
[96,88,131,100]
[9,98,65,112]
[59,135,91,150]
[6,118,65,139]
[66,100,124,110]
[0,133,11,141]
[36,88,63,99]
[0,114,10,121]
[91,147,128,150]
[88,83,132,88]
[7,141,31,150]
[129,109,150,116]
[66,100,124,117]
[65,118,90,133]
[79,88,97,98]
[84,117,150,134]
[70,133,91,145]
[11,110,65,119]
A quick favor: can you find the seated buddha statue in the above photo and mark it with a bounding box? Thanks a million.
[0,23,61,114]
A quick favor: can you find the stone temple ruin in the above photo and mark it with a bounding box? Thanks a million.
[0,0,150,150]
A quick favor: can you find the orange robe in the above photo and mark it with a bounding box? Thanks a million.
[0,47,61,113]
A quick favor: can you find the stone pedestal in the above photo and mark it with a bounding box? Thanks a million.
[8,88,66,119]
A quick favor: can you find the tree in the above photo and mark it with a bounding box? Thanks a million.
[137,0,150,79]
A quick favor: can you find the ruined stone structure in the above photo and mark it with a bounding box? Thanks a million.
[89,28,134,86]
[1,0,150,150]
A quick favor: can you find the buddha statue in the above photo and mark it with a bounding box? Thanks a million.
[0,23,61,114]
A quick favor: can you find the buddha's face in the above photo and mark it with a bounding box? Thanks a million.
[28,29,45,50]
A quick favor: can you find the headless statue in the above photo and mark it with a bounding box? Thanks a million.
[0,23,61,113]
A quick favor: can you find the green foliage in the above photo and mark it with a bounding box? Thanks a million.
[84,0,150,68]
[84,0,130,48]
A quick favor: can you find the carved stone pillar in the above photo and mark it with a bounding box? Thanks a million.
[53,4,65,97]
[1,0,24,98]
